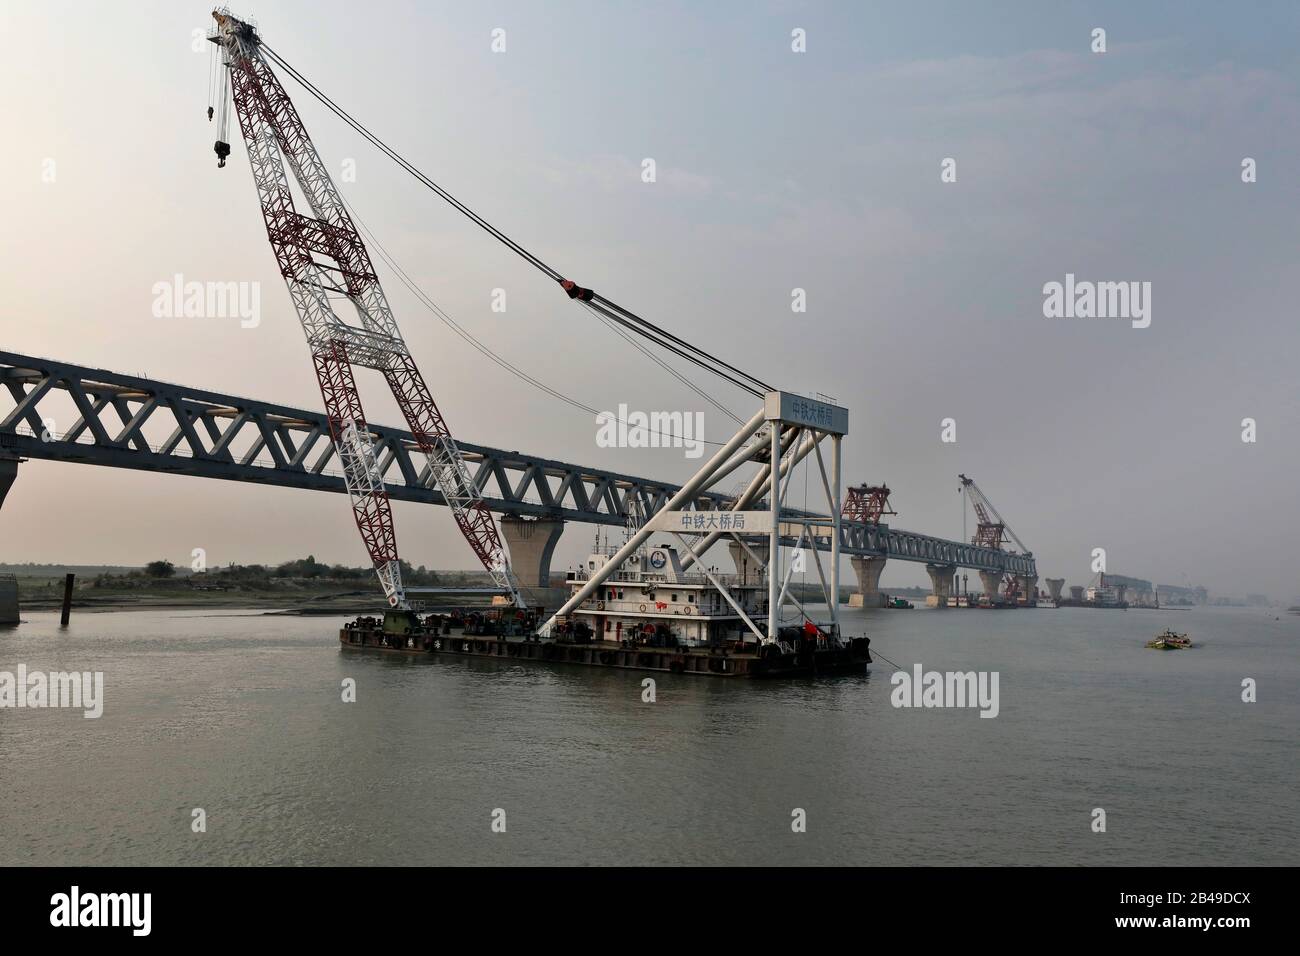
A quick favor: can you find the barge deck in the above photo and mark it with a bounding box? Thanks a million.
[340,616,871,678]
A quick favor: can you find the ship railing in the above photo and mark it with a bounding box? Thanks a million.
[564,569,751,588]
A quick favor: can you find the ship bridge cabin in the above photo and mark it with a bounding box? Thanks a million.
[565,544,765,649]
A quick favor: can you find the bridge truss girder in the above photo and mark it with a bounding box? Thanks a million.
[0,352,1035,578]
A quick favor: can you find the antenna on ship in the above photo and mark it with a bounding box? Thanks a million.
[624,498,645,551]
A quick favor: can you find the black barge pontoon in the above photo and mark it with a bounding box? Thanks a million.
[341,608,871,678]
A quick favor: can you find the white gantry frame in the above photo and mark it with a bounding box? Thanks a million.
[537,391,849,644]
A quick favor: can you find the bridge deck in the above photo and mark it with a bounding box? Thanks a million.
[0,351,1034,576]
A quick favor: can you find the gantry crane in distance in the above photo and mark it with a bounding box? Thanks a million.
[842,484,896,525]
[208,10,522,609]
[958,474,1029,554]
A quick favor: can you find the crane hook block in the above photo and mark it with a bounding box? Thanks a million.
[559,279,594,301]
[214,140,231,168]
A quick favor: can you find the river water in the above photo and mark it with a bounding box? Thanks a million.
[1,604,1295,866]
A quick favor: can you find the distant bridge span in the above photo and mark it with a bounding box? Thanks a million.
[0,351,1035,600]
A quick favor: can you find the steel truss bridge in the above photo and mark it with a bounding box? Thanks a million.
[0,351,1035,580]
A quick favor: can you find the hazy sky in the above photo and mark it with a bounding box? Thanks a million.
[1,1,1296,600]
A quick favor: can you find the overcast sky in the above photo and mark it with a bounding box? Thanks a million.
[1,1,1296,600]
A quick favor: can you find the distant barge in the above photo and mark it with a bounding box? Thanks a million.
[340,541,871,678]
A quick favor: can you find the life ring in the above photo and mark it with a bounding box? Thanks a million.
[639,604,647,613]
[597,601,605,611]
[683,606,692,615]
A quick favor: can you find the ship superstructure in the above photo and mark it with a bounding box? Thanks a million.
[566,543,768,650]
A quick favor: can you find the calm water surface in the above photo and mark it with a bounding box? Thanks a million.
[1,604,1296,865]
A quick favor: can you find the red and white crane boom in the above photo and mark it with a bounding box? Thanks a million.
[209,10,522,608]
[958,474,1029,555]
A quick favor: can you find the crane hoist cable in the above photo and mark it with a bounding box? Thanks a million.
[343,194,736,445]
[341,190,742,428]
[578,298,763,400]
[259,43,772,399]
[578,301,744,425]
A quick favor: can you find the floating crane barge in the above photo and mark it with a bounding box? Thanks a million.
[341,537,872,677]
[340,614,871,678]
[211,9,869,678]
[342,391,873,679]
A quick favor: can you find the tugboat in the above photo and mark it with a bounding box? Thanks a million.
[340,542,872,678]
[1145,628,1193,650]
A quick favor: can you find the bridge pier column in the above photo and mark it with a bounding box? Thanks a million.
[0,454,19,514]
[1019,574,1038,606]
[0,456,17,625]
[728,541,764,586]
[499,515,565,590]
[978,570,1003,600]
[849,556,887,608]
[924,563,956,608]
[1045,578,1065,603]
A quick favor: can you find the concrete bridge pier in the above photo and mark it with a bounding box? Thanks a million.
[0,456,18,625]
[1019,574,1038,606]
[1069,585,1085,603]
[728,541,764,585]
[925,563,956,607]
[849,556,887,608]
[500,515,565,593]
[1045,578,1065,603]
[0,454,18,512]
[978,570,1003,599]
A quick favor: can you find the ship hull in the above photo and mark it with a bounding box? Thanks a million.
[340,626,870,678]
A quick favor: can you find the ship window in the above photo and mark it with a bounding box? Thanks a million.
[671,593,678,602]
[688,593,695,602]
[589,561,595,570]
[605,620,611,632]
[617,590,624,599]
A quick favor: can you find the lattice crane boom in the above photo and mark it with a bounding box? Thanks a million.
[209,9,522,608]
[958,473,1029,555]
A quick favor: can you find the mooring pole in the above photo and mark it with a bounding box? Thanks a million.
[768,421,781,641]
[830,433,841,630]
[60,572,74,626]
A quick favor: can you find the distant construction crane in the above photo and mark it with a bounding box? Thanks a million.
[959,473,1032,602]
[208,10,522,609]
[842,484,896,525]
[958,474,1029,555]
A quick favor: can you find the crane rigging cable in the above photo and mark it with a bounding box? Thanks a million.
[342,194,737,444]
[578,301,745,425]
[579,299,762,399]
[258,42,772,399]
